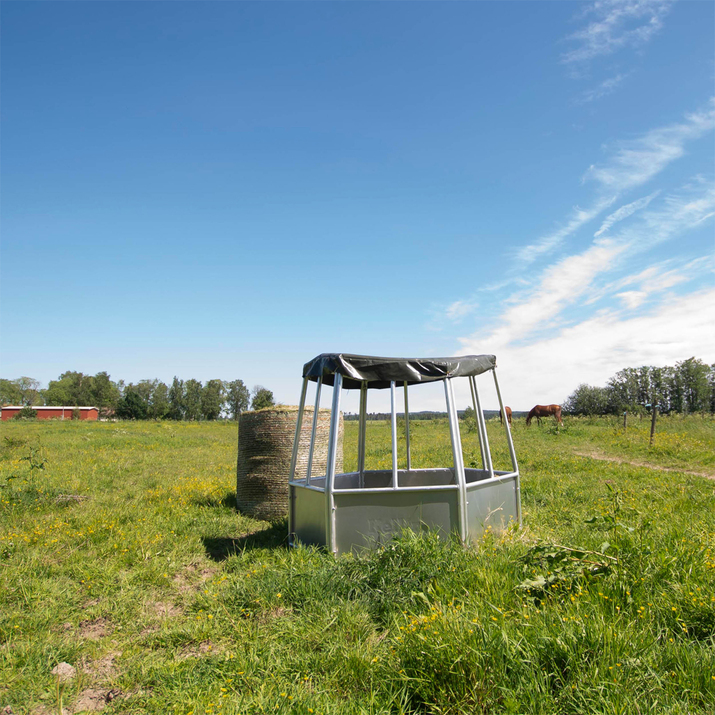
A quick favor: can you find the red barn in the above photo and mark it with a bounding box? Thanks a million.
[0,406,99,421]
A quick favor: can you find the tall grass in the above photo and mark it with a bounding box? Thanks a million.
[1,416,713,714]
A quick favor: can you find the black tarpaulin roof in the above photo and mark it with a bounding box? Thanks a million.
[302,353,497,390]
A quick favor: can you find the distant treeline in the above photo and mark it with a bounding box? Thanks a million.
[0,372,275,420]
[563,357,715,416]
[343,409,525,421]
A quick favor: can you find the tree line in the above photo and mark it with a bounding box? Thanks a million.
[563,357,715,416]
[0,372,275,420]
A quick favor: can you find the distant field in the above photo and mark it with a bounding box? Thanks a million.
[1,415,714,714]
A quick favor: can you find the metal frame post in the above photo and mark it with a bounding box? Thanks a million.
[403,382,412,471]
[357,381,368,489]
[325,374,343,554]
[288,377,309,539]
[470,376,494,480]
[390,381,399,489]
[492,369,521,526]
[469,376,486,470]
[444,378,468,542]
[305,377,322,486]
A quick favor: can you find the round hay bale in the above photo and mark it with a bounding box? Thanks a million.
[236,406,343,520]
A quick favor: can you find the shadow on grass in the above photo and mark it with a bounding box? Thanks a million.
[193,491,238,509]
[202,519,289,561]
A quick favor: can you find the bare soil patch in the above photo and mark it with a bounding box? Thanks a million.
[177,639,221,660]
[50,662,76,682]
[78,617,112,640]
[148,600,182,618]
[573,449,715,480]
[173,563,218,592]
[81,651,121,679]
[68,688,123,713]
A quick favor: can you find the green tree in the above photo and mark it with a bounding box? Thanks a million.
[12,405,38,420]
[251,385,275,411]
[149,381,170,420]
[184,379,203,420]
[201,379,225,420]
[14,377,42,406]
[675,357,710,413]
[89,372,120,416]
[168,377,185,420]
[563,384,611,415]
[116,389,149,420]
[45,371,93,406]
[225,379,250,419]
[0,379,23,406]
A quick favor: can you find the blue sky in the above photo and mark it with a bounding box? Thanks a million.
[1,0,713,411]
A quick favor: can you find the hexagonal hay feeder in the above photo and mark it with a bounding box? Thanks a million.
[288,353,521,554]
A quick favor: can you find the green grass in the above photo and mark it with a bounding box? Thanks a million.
[1,415,714,714]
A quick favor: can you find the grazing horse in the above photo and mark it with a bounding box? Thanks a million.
[500,406,512,426]
[526,404,563,427]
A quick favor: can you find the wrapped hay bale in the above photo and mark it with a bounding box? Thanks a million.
[236,406,343,520]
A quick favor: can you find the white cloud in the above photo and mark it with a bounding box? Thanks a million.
[563,0,673,65]
[514,100,714,266]
[516,197,615,265]
[614,181,715,252]
[459,288,715,410]
[585,255,707,306]
[584,100,715,192]
[474,239,626,349]
[445,300,478,322]
[576,73,630,104]
[615,290,647,309]
[594,191,659,237]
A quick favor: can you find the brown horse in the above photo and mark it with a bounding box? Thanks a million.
[500,406,512,426]
[526,404,563,427]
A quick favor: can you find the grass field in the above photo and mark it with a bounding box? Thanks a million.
[1,414,714,714]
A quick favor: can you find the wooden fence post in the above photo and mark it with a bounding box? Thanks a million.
[649,405,658,446]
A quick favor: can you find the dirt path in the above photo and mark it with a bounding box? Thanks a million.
[573,449,715,480]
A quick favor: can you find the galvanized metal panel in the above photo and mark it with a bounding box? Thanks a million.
[333,489,460,554]
[332,468,456,491]
[465,476,519,542]
[291,485,327,547]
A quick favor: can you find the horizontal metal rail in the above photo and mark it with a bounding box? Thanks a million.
[332,484,460,495]
[290,471,518,493]
[465,472,519,488]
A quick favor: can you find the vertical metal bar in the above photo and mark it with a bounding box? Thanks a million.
[289,377,309,483]
[472,376,494,480]
[469,376,486,470]
[492,369,521,526]
[305,377,322,487]
[357,381,368,489]
[325,374,343,554]
[492,370,518,473]
[288,377,309,541]
[390,381,399,489]
[444,378,468,542]
[403,382,411,471]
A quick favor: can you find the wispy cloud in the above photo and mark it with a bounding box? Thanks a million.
[584,99,715,192]
[594,190,659,237]
[613,181,715,252]
[485,239,626,348]
[575,72,629,104]
[516,197,615,265]
[585,254,713,306]
[469,287,715,409]
[461,177,714,369]
[444,300,478,322]
[563,0,673,65]
[514,100,714,266]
